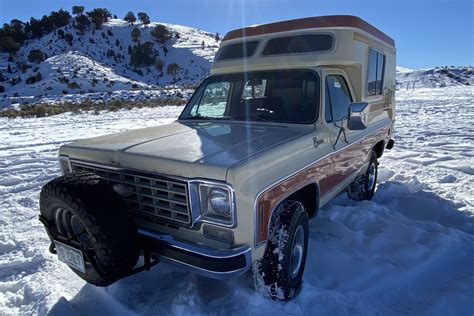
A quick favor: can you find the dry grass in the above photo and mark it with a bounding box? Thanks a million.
[0,98,186,118]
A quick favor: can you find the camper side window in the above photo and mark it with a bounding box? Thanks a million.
[325,75,353,123]
[367,48,385,95]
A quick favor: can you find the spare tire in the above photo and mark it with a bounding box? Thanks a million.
[40,171,139,286]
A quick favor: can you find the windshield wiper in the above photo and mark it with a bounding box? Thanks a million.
[183,115,234,120]
[232,114,274,123]
[183,115,214,120]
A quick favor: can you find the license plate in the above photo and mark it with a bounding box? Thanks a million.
[54,240,85,273]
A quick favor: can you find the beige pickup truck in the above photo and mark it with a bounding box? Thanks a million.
[39,15,395,300]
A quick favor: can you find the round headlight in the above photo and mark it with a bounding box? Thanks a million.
[209,188,230,215]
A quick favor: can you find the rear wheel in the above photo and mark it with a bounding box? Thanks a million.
[348,150,378,201]
[40,172,139,286]
[253,200,309,300]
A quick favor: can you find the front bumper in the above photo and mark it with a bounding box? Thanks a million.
[138,228,252,279]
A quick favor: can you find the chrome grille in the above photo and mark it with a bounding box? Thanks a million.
[71,163,191,225]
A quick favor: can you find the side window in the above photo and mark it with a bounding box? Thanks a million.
[367,48,385,95]
[325,75,352,123]
[191,82,231,117]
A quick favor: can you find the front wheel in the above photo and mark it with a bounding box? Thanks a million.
[253,200,309,300]
[348,150,378,201]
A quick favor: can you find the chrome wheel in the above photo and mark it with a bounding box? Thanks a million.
[289,225,304,278]
[368,162,376,191]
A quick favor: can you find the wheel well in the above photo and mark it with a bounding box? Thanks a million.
[373,140,385,158]
[286,183,319,218]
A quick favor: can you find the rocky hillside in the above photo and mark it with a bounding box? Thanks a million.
[0,14,220,108]
[396,66,473,90]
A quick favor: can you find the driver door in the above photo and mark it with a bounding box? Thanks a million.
[322,70,365,195]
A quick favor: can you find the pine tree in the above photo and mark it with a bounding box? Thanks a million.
[131,27,141,42]
[75,14,90,34]
[72,6,85,16]
[151,24,171,43]
[124,11,136,25]
[137,12,150,27]
[86,8,111,29]
[166,63,180,82]
[154,57,164,73]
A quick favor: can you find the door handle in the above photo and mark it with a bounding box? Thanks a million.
[313,137,324,148]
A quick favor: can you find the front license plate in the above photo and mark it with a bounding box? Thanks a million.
[54,240,85,273]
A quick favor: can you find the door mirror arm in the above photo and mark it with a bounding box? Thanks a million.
[332,118,349,149]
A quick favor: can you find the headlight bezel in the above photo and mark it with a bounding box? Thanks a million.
[195,181,236,227]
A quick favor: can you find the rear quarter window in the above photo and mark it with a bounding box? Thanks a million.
[215,41,260,61]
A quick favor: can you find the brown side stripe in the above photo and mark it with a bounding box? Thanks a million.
[255,125,390,245]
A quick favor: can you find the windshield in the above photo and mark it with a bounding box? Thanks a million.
[179,70,320,124]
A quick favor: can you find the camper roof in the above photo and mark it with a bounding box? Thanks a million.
[222,15,395,47]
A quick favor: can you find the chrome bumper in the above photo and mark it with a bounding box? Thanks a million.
[138,228,252,279]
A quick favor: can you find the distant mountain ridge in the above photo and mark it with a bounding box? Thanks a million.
[0,18,220,108]
[396,66,473,89]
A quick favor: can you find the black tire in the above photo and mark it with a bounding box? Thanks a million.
[348,150,378,201]
[40,171,139,286]
[253,200,309,300]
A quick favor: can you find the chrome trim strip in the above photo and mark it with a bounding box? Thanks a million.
[193,181,237,228]
[138,228,252,279]
[158,256,250,280]
[253,121,391,247]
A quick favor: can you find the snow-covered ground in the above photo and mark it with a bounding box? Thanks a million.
[0,86,473,315]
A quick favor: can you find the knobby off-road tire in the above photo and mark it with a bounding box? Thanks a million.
[253,200,309,300]
[40,171,139,286]
[348,150,378,201]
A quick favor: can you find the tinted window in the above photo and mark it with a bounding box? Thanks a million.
[376,53,385,94]
[262,34,333,55]
[215,41,259,60]
[325,75,352,122]
[367,48,385,95]
[367,49,378,95]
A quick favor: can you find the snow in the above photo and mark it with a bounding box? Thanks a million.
[1,85,473,315]
[395,66,414,73]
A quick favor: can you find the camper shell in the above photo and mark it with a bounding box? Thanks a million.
[213,15,396,123]
[40,15,396,301]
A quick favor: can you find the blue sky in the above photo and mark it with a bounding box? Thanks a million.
[0,0,472,69]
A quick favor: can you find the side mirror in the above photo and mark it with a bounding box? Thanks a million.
[347,102,369,130]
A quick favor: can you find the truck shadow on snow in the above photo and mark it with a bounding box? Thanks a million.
[49,180,473,315]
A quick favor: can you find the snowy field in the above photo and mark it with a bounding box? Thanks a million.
[0,86,473,315]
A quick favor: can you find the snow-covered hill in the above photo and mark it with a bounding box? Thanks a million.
[0,19,220,108]
[0,85,473,315]
[396,66,473,89]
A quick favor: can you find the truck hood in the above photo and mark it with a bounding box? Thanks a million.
[60,121,310,181]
